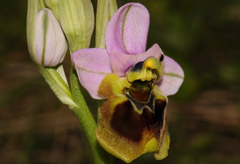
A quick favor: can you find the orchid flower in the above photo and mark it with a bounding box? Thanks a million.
[72,3,184,163]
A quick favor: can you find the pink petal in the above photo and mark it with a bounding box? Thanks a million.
[110,44,163,76]
[72,48,112,99]
[106,3,150,55]
[159,56,184,96]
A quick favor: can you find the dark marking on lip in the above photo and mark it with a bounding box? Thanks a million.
[111,100,143,142]
[110,97,167,142]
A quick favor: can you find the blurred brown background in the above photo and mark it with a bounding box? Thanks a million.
[0,0,240,163]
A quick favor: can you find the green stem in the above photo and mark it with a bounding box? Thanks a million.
[70,66,112,164]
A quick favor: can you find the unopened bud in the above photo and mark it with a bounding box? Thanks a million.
[34,8,68,66]
[59,0,94,52]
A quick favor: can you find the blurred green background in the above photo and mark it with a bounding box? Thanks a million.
[0,0,240,163]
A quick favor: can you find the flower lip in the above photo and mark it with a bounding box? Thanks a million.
[96,74,169,162]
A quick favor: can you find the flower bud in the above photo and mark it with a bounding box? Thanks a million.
[34,8,68,66]
[59,0,94,52]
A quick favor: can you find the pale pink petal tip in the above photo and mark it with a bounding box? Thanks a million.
[159,56,184,96]
[106,3,150,55]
